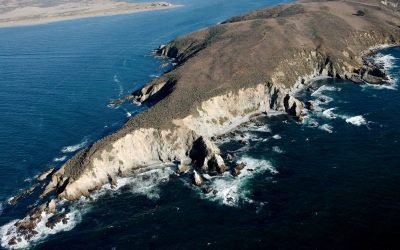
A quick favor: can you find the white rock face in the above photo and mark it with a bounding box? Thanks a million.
[43,82,302,201]
[193,170,203,186]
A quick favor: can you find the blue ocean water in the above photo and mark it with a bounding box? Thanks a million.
[0,1,400,249]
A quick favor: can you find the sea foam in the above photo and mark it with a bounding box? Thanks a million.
[319,124,334,133]
[0,208,82,249]
[311,85,341,97]
[373,53,397,71]
[345,115,367,126]
[61,138,88,153]
[0,165,174,249]
[53,156,67,162]
[204,156,277,207]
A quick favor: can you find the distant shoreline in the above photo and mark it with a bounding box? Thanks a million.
[0,1,179,28]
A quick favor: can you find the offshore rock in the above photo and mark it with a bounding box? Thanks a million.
[193,171,203,186]
[177,164,188,174]
[207,154,227,174]
[202,186,214,194]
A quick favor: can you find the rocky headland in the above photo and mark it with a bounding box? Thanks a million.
[3,0,400,247]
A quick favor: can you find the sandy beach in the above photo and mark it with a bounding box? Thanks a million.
[0,0,176,27]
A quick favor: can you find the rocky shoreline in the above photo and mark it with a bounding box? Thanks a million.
[2,0,400,247]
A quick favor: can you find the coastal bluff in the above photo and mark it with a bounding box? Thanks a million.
[4,0,400,246]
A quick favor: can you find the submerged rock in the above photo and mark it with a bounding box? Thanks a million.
[8,183,40,205]
[46,213,68,229]
[305,101,314,110]
[202,186,214,194]
[225,153,234,162]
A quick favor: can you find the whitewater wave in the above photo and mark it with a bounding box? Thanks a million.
[272,146,284,154]
[204,156,277,207]
[361,82,398,90]
[319,124,334,133]
[373,53,397,71]
[53,156,67,162]
[345,115,367,126]
[272,134,281,140]
[0,165,174,249]
[305,89,370,128]
[61,138,88,153]
[311,85,341,97]
[321,108,338,119]
[367,53,399,89]
[93,166,174,200]
[0,208,83,249]
[248,124,271,133]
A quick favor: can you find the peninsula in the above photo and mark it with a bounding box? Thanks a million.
[0,0,175,27]
[3,0,400,247]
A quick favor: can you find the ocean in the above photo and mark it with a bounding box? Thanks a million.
[0,0,399,249]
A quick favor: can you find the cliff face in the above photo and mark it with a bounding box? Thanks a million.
[47,82,301,201]
[4,0,400,246]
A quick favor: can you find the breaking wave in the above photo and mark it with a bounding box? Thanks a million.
[53,156,67,162]
[345,115,367,126]
[0,166,174,249]
[311,85,341,97]
[203,156,277,207]
[0,208,83,249]
[365,53,399,89]
[61,138,88,153]
[319,124,334,133]
[372,53,397,71]
[93,166,174,200]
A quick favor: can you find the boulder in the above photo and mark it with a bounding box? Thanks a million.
[207,154,227,173]
[177,164,188,174]
[202,187,213,194]
[225,153,233,162]
[193,171,203,186]
[45,213,67,229]
[235,162,246,170]
[304,101,314,110]
[8,193,23,205]
[350,73,363,84]
[232,167,241,177]
[46,199,57,214]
